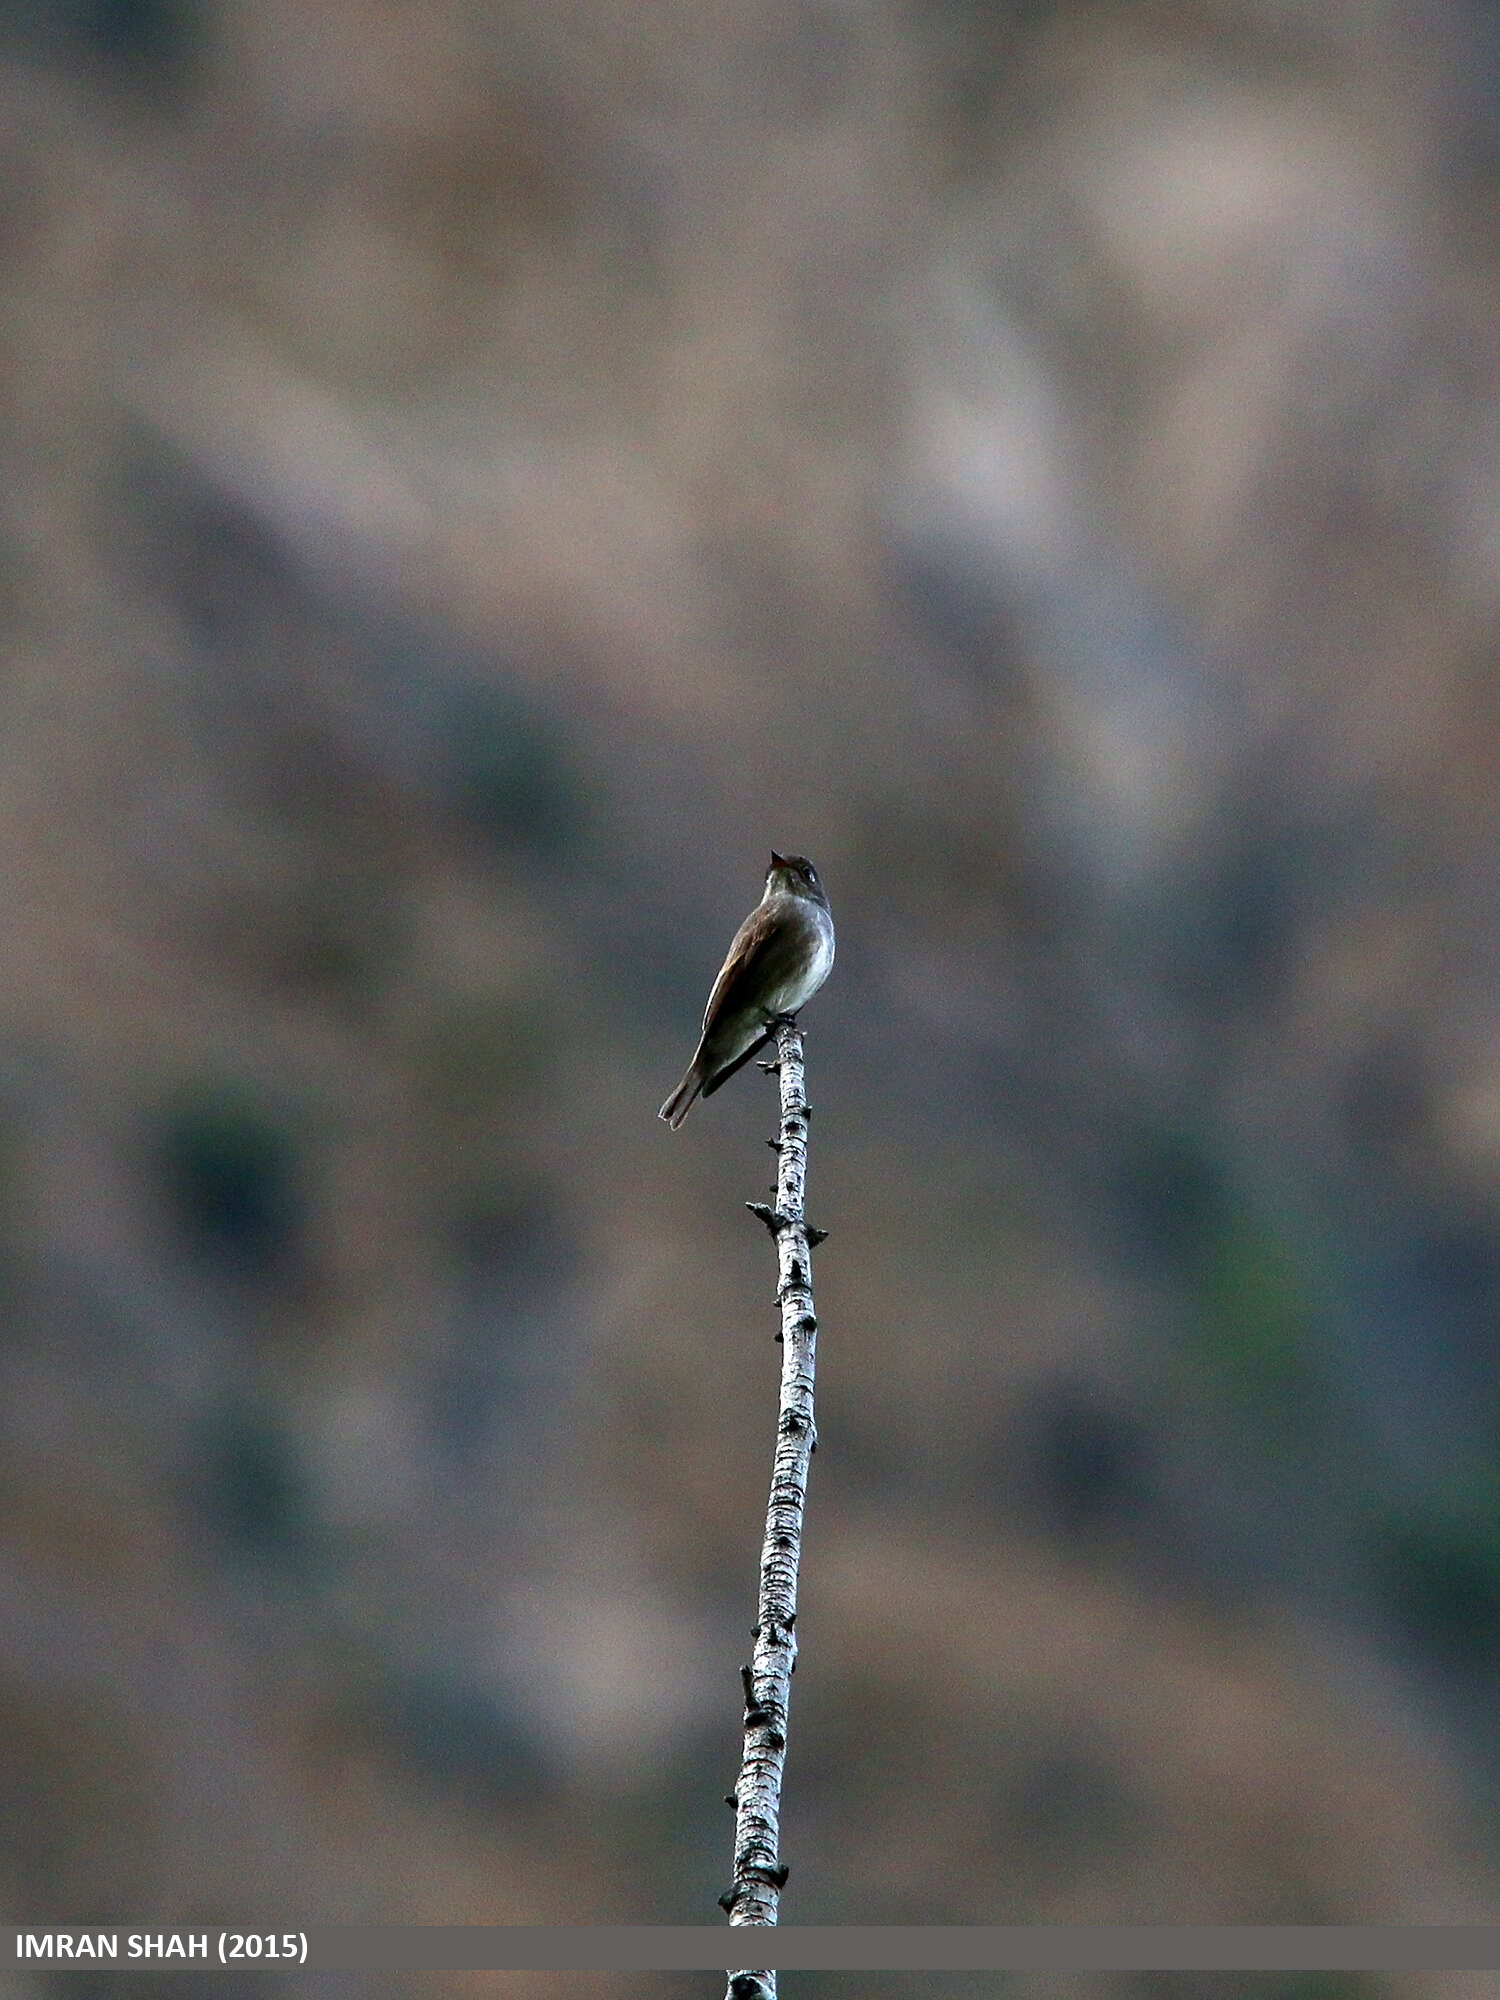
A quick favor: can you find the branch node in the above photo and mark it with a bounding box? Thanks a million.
[805,1224,829,1247]
[745,1201,785,1233]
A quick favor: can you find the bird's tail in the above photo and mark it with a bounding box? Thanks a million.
[658,1062,704,1130]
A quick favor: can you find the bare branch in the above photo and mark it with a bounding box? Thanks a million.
[723,1019,822,2000]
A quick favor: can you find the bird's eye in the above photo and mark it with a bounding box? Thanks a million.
[804,867,817,884]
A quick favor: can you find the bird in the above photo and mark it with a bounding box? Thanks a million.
[659,852,835,1129]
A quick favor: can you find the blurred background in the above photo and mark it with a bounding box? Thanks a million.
[5,0,1500,1996]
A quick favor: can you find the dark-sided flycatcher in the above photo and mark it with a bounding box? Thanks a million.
[659,852,835,1129]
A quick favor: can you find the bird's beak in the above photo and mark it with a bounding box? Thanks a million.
[769,850,789,870]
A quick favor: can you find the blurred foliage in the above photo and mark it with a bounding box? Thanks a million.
[1111,1121,1329,1432]
[1190,1218,1326,1431]
[1016,1379,1158,1541]
[428,1180,574,1451]
[437,683,586,864]
[116,436,317,653]
[268,872,407,1006]
[445,1176,565,1283]
[1375,1475,1500,1667]
[195,1398,313,1570]
[380,1666,545,1807]
[153,1084,303,1271]
[0,0,201,80]
[420,991,559,1119]
[1111,1121,1234,1279]
[1000,1729,1146,1873]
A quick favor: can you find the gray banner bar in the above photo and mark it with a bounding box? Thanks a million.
[8,1928,1500,1971]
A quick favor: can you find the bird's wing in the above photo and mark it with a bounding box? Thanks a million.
[701,901,789,1032]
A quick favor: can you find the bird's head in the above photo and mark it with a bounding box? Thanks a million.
[766,852,828,906]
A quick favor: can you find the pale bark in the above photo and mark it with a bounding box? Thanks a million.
[722,1019,826,2000]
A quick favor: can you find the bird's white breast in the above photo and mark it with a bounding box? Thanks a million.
[771,908,835,1014]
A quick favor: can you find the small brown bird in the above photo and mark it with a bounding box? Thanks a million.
[659,853,835,1129]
